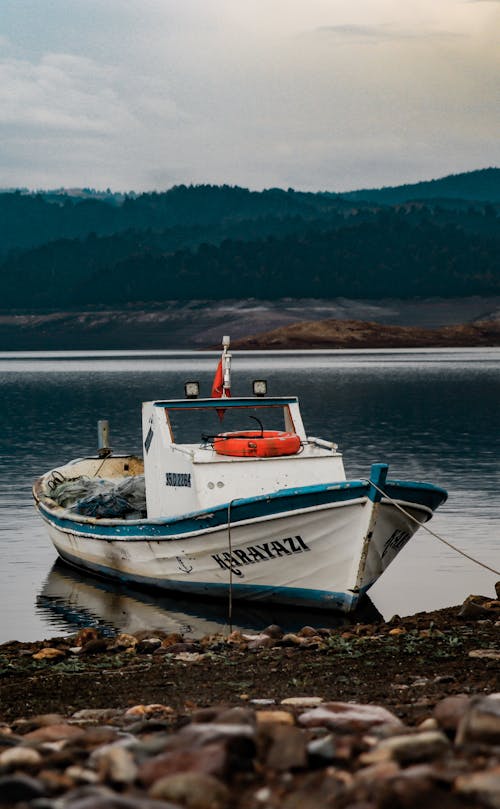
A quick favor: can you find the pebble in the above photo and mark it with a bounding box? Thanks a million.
[138,744,227,785]
[23,723,86,743]
[263,723,308,771]
[256,710,295,725]
[124,704,173,719]
[433,694,470,734]
[149,771,230,808]
[97,746,138,785]
[280,696,324,708]
[0,773,47,802]
[32,647,66,661]
[456,693,500,745]
[455,766,500,808]
[298,701,403,733]
[2,602,500,809]
[469,649,500,660]
[0,745,42,768]
[362,730,450,764]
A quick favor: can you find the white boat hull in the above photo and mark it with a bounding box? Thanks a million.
[37,482,441,612]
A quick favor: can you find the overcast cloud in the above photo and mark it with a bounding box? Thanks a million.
[0,0,498,191]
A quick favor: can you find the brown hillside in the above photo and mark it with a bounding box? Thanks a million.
[231,318,500,349]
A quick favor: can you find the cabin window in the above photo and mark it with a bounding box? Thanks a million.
[163,404,290,446]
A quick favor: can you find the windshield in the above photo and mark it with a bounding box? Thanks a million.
[163,403,291,445]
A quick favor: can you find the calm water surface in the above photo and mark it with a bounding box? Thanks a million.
[0,348,499,642]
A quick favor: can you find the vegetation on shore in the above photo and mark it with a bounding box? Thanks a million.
[0,169,498,311]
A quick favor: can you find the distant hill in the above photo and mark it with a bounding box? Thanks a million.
[0,169,499,314]
[230,318,500,349]
[339,168,500,205]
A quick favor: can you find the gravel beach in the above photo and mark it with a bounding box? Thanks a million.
[0,591,499,808]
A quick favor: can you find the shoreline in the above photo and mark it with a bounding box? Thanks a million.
[1,297,500,351]
[0,595,499,807]
[1,595,498,723]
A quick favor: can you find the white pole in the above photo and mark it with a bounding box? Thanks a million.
[222,335,231,397]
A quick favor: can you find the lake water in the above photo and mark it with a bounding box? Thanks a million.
[1,348,499,643]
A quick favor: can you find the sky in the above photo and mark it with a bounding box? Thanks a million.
[0,0,499,192]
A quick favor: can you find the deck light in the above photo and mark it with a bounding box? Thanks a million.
[253,380,267,397]
[184,381,200,399]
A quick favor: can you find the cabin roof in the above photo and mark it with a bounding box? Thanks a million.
[151,397,299,410]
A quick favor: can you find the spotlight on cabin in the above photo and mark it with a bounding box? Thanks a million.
[184,381,200,399]
[253,379,267,397]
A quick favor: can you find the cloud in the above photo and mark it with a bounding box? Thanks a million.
[0,1,498,191]
[311,23,464,42]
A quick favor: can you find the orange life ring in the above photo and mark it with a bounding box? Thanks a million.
[213,430,301,458]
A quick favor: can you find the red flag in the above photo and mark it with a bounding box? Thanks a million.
[211,358,224,399]
[212,357,230,421]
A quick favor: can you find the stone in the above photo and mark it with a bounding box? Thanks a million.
[363,731,450,764]
[97,746,138,785]
[160,633,184,648]
[256,710,295,725]
[0,773,47,802]
[456,766,500,808]
[262,723,307,771]
[23,723,86,743]
[469,649,500,660]
[72,709,120,722]
[458,595,492,619]
[60,787,179,808]
[281,697,323,708]
[262,624,284,639]
[65,766,100,784]
[139,743,227,785]
[79,638,109,656]
[109,633,137,650]
[254,786,272,802]
[136,638,162,654]
[215,706,255,725]
[149,771,230,808]
[179,723,255,745]
[74,627,100,646]
[38,767,76,793]
[124,704,173,719]
[13,714,65,733]
[174,652,207,663]
[0,746,42,768]
[279,633,307,646]
[299,702,403,733]
[434,695,470,734]
[375,771,452,809]
[32,647,66,661]
[280,771,343,809]
[456,693,500,745]
[246,635,275,650]
[250,699,275,706]
[419,718,439,731]
[307,734,337,763]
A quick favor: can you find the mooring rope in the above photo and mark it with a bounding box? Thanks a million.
[227,500,235,632]
[367,479,500,577]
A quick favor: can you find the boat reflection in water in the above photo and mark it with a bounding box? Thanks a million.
[37,559,382,639]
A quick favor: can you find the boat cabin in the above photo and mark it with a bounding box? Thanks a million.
[142,396,346,519]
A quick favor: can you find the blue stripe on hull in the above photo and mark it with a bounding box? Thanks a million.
[57,548,360,612]
[39,477,447,541]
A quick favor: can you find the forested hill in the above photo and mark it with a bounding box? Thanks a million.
[0,168,499,310]
[340,167,500,205]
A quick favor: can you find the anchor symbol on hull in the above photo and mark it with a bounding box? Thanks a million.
[176,556,193,574]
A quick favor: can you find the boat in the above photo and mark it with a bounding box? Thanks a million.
[33,337,447,613]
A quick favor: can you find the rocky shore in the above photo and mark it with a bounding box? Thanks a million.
[0,592,499,808]
[230,318,500,350]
